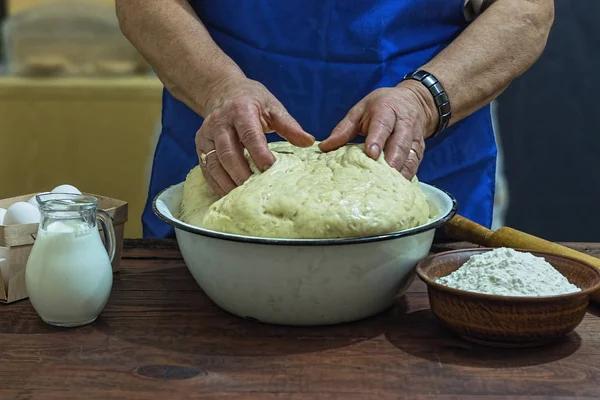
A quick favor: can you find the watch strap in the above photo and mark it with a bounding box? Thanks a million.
[402,70,451,138]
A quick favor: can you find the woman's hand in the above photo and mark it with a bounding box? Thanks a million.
[319,80,437,179]
[196,77,315,196]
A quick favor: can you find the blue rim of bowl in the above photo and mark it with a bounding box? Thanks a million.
[152,183,458,247]
[416,247,600,301]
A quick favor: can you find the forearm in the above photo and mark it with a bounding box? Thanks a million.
[414,0,554,135]
[115,0,245,117]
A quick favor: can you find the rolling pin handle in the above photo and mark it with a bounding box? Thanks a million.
[444,215,494,246]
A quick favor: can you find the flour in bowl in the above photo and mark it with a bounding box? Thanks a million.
[435,248,581,296]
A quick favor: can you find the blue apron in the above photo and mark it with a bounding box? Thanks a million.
[142,0,497,238]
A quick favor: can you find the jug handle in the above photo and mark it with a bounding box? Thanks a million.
[97,210,116,262]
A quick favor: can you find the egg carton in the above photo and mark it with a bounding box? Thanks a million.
[0,192,127,303]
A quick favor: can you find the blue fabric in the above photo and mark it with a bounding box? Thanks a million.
[142,0,497,238]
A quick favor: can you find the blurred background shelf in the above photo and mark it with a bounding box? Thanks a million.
[8,0,113,14]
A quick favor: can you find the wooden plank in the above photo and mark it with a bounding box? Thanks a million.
[1,295,599,398]
[121,239,600,261]
[0,394,598,400]
[122,239,182,260]
[2,239,600,399]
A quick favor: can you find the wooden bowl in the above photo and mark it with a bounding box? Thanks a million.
[416,248,600,347]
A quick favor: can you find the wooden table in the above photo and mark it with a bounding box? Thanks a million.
[2,240,600,400]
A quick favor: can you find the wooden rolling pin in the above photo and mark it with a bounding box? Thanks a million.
[445,214,600,302]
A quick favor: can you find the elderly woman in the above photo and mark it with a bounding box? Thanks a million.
[116,0,554,238]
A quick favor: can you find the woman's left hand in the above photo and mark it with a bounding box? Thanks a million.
[319,80,437,180]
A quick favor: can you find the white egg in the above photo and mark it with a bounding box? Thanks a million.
[27,192,50,209]
[51,184,82,195]
[4,202,41,225]
[0,208,6,225]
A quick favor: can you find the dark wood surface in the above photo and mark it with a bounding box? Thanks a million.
[2,240,600,400]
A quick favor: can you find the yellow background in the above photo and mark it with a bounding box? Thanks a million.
[3,0,166,238]
[0,76,163,238]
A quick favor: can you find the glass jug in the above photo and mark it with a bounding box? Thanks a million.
[25,193,115,327]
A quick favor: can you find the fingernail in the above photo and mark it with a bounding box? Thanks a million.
[261,161,274,172]
[369,144,380,158]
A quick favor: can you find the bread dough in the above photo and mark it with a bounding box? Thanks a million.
[179,142,430,239]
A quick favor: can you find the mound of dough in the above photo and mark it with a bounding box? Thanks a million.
[179,142,430,239]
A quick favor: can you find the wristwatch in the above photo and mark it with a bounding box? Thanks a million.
[401,70,451,138]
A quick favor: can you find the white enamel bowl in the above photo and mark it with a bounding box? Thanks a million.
[153,182,457,326]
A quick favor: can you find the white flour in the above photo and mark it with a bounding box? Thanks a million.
[435,248,581,297]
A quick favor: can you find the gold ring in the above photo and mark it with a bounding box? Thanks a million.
[200,149,217,165]
[409,148,421,161]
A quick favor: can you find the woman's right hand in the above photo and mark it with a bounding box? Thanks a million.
[196,77,315,196]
